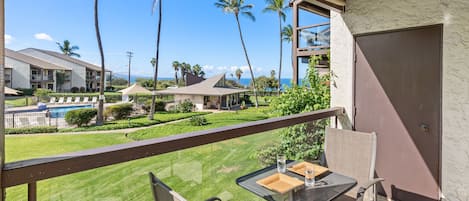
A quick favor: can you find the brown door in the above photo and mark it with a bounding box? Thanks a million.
[354,25,441,201]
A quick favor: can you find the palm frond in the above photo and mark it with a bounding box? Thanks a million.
[241,11,256,21]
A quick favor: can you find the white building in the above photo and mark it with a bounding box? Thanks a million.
[18,48,111,92]
[5,48,72,91]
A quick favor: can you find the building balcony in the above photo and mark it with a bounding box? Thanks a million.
[297,22,330,57]
[2,108,344,200]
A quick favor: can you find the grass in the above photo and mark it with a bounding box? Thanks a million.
[5,97,34,107]
[59,112,210,132]
[5,107,277,201]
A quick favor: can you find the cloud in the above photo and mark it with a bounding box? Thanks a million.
[34,33,53,41]
[202,65,264,77]
[5,34,13,44]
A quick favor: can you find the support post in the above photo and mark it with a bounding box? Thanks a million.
[28,182,37,201]
[292,1,299,85]
[0,0,6,199]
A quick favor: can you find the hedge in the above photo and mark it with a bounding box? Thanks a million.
[5,126,58,134]
[104,103,133,120]
[65,108,98,127]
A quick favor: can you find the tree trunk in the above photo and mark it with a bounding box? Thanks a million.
[278,13,282,96]
[94,0,105,126]
[235,15,258,107]
[174,71,178,85]
[149,0,162,120]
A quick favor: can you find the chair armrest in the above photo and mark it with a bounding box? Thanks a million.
[356,178,384,201]
[205,197,222,201]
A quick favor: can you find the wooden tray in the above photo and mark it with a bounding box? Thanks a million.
[287,161,329,177]
[256,173,304,194]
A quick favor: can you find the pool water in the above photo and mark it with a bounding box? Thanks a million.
[49,105,93,118]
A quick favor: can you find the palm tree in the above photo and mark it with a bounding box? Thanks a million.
[215,0,259,107]
[235,68,243,84]
[282,24,293,83]
[149,0,163,120]
[180,62,187,84]
[56,40,81,58]
[264,0,287,95]
[192,64,202,77]
[172,61,179,85]
[94,0,105,125]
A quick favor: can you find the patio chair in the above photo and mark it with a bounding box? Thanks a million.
[74,97,81,104]
[57,97,65,104]
[65,97,73,104]
[149,172,221,201]
[49,97,56,104]
[83,97,89,103]
[324,128,384,201]
[91,97,98,104]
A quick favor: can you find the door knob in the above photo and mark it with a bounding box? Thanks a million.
[420,123,430,132]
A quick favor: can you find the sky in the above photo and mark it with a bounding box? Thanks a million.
[5,0,327,79]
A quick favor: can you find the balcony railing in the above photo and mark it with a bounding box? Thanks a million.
[297,22,330,57]
[2,107,345,200]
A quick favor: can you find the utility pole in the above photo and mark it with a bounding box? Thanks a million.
[126,51,133,86]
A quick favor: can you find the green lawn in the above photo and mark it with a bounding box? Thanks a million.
[5,97,34,107]
[5,107,278,201]
[59,112,210,132]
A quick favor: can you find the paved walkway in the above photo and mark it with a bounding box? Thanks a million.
[7,117,192,136]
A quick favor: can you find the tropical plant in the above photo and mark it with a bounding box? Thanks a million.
[180,62,187,84]
[55,71,66,92]
[149,0,163,120]
[56,40,81,58]
[189,116,208,126]
[172,61,179,85]
[177,99,194,113]
[104,103,134,120]
[264,0,288,95]
[94,0,105,126]
[65,108,98,127]
[192,64,203,77]
[215,0,259,107]
[235,68,243,84]
[258,55,330,164]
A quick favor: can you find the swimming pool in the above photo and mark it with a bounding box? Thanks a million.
[49,105,93,118]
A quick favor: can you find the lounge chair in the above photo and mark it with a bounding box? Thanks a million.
[57,97,65,104]
[49,97,56,104]
[91,97,98,104]
[149,172,221,201]
[65,97,73,104]
[74,97,81,104]
[322,128,384,201]
[83,97,89,103]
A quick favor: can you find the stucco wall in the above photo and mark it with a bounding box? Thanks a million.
[5,57,30,89]
[174,95,204,111]
[330,0,469,200]
[19,49,86,89]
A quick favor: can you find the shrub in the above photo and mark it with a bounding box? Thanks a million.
[71,87,79,93]
[5,126,58,134]
[189,116,208,126]
[65,108,97,127]
[16,88,34,96]
[104,103,133,120]
[241,95,253,105]
[34,88,53,102]
[142,99,166,112]
[79,87,86,93]
[177,99,194,113]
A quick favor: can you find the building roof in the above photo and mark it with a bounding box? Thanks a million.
[5,48,71,71]
[157,74,249,96]
[21,48,111,72]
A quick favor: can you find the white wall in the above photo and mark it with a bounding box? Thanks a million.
[5,57,30,89]
[174,95,204,111]
[19,49,86,89]
[330,1,469,200]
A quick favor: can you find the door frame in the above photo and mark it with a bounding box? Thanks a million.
[351,24,443,199]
